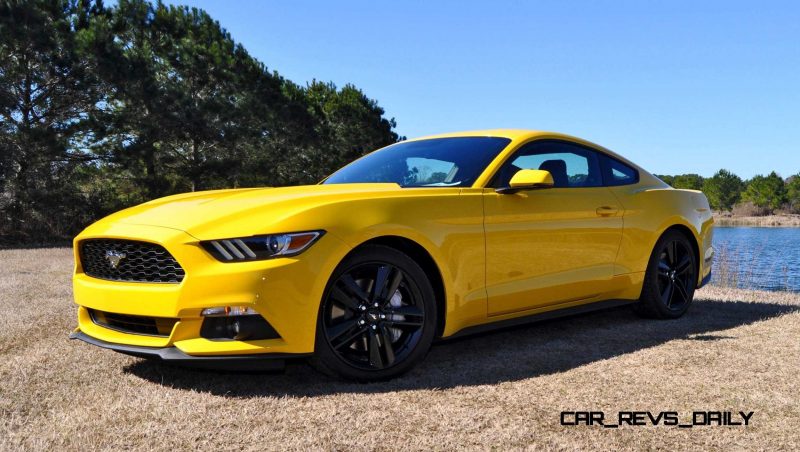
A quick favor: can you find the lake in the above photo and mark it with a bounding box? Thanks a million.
[711,227,800,291]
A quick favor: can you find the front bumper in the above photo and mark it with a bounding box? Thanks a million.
[699,270,712,288]
[69,331,306,370]
[72,222,352,358]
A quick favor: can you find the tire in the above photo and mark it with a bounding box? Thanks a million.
[633,229,698,319]
[311,244,437,381]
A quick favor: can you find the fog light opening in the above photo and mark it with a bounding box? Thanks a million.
[199,306,281,341]
[201,306,259,317]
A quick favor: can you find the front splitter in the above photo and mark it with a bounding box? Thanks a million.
[69,330,309,371]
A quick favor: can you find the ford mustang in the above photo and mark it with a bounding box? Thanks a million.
[70,130,714,380]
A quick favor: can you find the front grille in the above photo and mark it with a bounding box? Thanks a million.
[80,239,185,283]
[89,309,178,336]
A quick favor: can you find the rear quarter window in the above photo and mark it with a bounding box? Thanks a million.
[601,155,639,186]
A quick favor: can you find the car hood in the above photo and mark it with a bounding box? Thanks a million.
[101,183,406,239]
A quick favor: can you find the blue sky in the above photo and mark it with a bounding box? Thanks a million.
[167,0,799,179]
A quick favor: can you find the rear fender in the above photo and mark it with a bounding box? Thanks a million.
[609,186,713,287]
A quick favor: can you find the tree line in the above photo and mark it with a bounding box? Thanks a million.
[657,170,800,215]
[0,0,400,245]
[3,1,796,246]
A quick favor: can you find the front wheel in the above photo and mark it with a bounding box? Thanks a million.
[312,245,437,381]
[634,230,697,319]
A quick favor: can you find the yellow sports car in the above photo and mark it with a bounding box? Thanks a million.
[71,130,714,380]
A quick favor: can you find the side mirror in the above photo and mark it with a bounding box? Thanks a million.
[496,169,554,194]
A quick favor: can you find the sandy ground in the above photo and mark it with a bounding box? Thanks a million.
[1,248,798,451]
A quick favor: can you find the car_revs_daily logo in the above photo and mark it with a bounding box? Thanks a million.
[560,411,754,428]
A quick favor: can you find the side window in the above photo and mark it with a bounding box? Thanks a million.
[491,140,603,188]
[600,155,639,186]
[404,157,460,186]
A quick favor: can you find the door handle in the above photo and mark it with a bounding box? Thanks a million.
[596,206,618,217]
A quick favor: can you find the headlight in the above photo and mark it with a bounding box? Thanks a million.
[200,231,324,262]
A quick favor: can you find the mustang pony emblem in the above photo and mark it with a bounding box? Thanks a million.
[105,250,127,269]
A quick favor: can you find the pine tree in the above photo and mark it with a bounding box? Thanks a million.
[0,0,104,241]
[702,169,744,211]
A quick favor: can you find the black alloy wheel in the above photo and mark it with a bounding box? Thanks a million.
[656,239,695,311]
[313,245,436,381]
[635,230,697,319]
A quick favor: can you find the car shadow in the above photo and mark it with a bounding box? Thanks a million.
[124,298,797,398]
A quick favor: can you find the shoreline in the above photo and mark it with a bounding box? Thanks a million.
[713,213,800,227]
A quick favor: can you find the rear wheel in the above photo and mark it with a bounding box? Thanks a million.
[312,245,437,381]
[634,230,697,319]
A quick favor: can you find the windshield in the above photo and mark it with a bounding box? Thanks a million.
[323,137,512,187]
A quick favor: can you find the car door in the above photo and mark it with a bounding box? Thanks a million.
[483,140,624,316]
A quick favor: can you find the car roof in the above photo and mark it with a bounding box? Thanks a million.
[407,129,639,168]
[411,129,550,141]
[409,129,619,152]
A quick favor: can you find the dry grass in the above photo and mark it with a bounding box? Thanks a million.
[1,248,799,451]
[713,213,800,227]
[712,243,763,290]
[711,236,797,291]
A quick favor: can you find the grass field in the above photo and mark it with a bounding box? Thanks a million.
[1,248,799,451]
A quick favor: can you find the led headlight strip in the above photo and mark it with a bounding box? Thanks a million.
[201,231,324,262]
